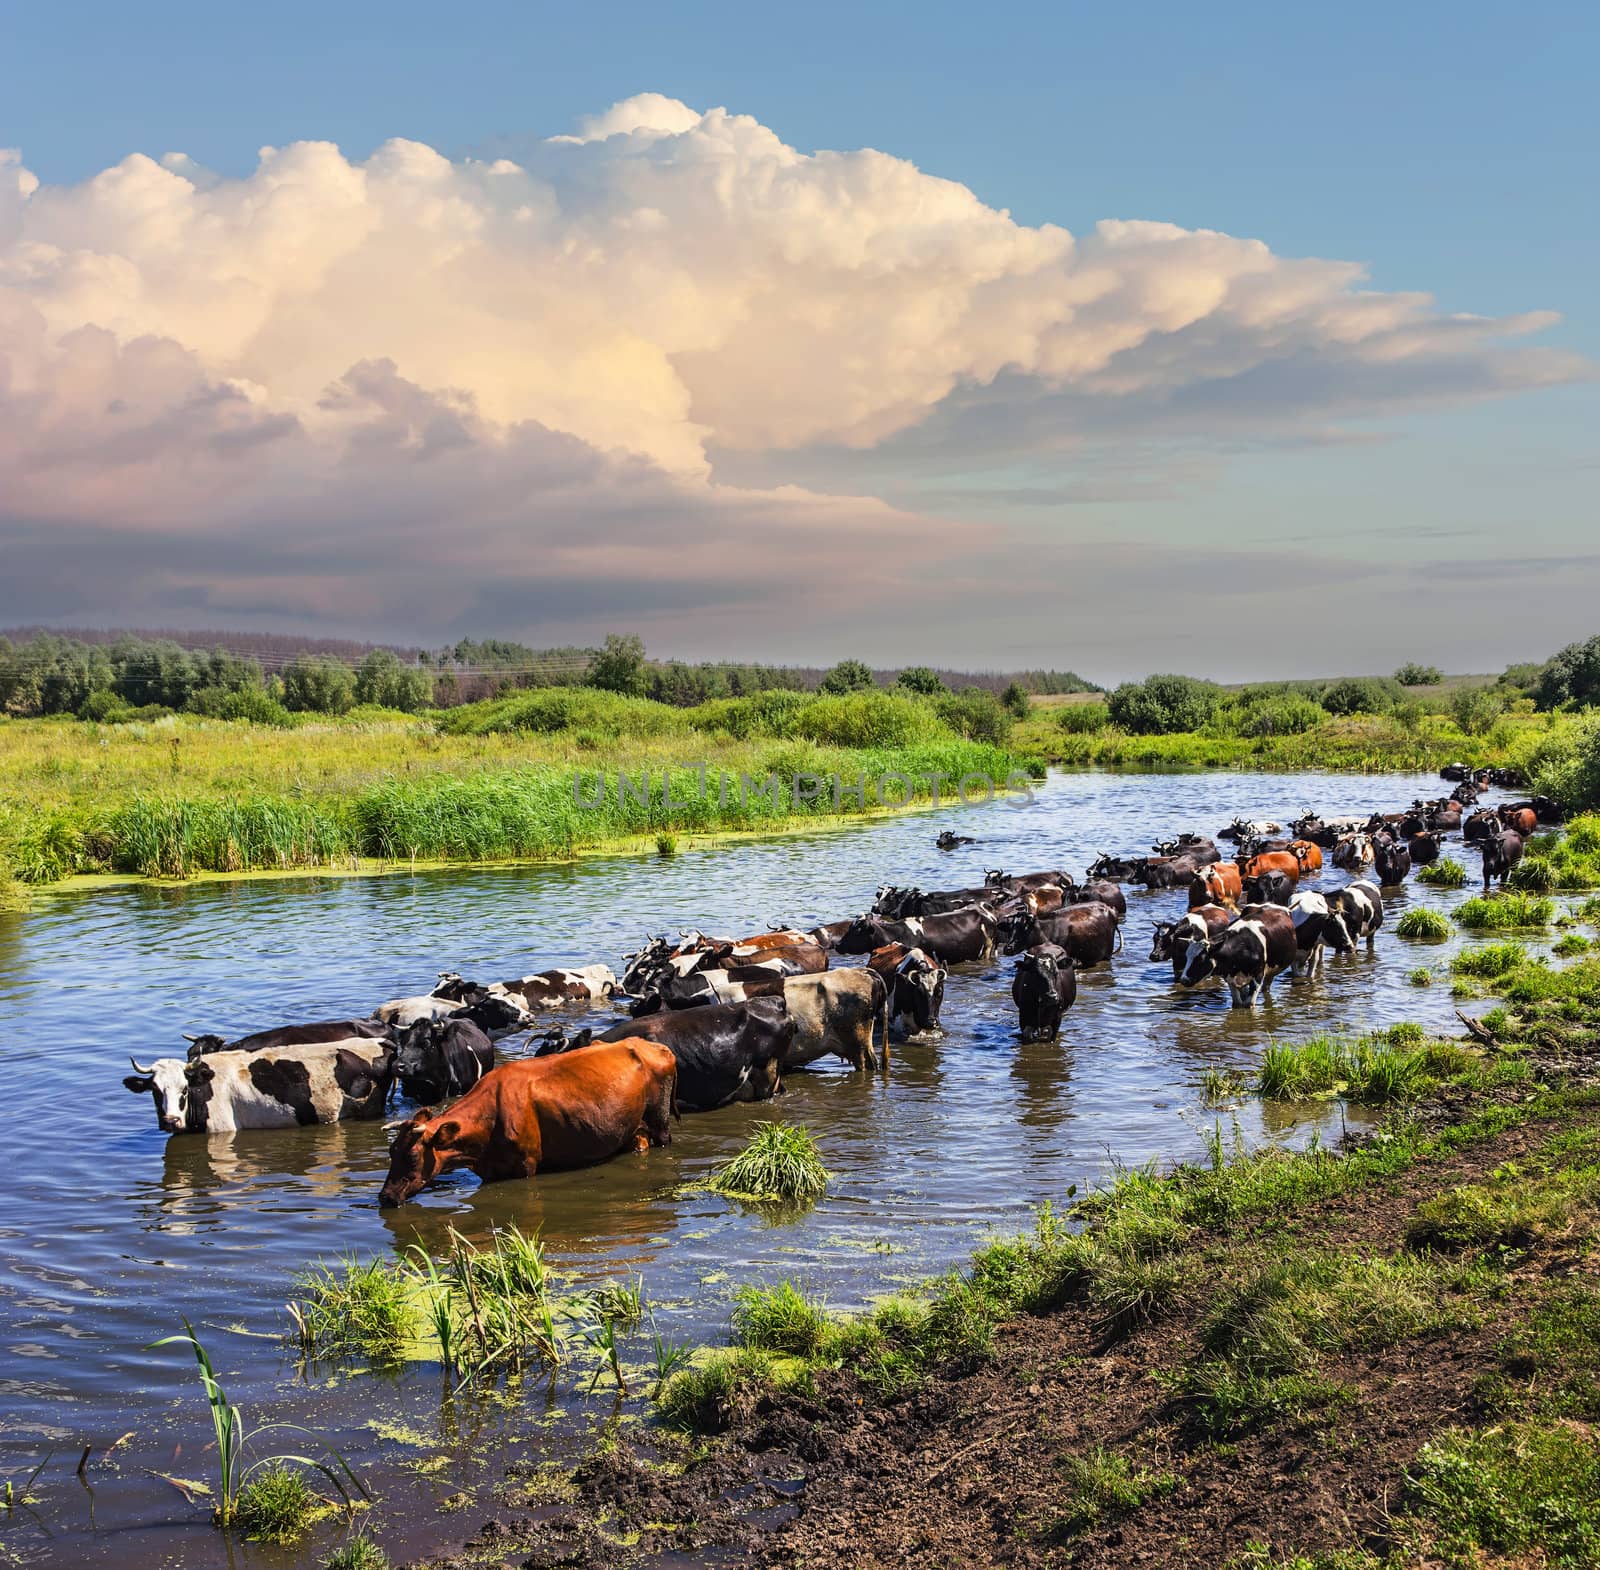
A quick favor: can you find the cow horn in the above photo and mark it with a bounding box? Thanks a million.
[180,1033,200,1043]
[381,1118,409,1131]
[130,1056,156,1074]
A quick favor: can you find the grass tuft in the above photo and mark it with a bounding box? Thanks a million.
[1418,858,1468,888]
[1397,908,1451,940]
[322,1532,391,1570]
[707,1123,830,1204]
[1456,892,1556,929]
[234,1464,319,1544]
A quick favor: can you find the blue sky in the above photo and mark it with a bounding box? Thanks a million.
[2,2,1595,677]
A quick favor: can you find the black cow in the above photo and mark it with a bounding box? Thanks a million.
[183,1017,391,1060]
[1478,830,1525,891]
[999,902,1120,966]
[1066,879,1128,921]
[1012,944,1077,1042]
[1241,869,1295,907]
[1463,809,1503,844]
[392,1018,494,1104]
[1149,904,1232,981]
[935,830,975,850]
[1373,837,1412,887]
[866,944,947,1036]
[597,997,793,1110]
[985,867,1074,894]
[837,908,997,965]
[1176,905,1297,1007]
[873,884,996,919]
[1325,881,1383,951]
[1407,830,1443,866]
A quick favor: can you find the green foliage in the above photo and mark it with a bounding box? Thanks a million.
[1234,693,1327,738]
[288,1257,418,1359]
[586,632,649,697]
[1419,857,1468,888]
[733,1282,830,1358]
[321,1533,392,1570]
[234,1463,318,1543]
[934,686,1015,746]
[1000,681,1032,719]
[187,685,295,726]
[1396,663,1445,686]
[1397,908,1452,940]
[818,658,877,695]
[1535,632,1600,710]
[795,690,946,748]
[1058,700,1110,734]
[1456,892,1556,929]
[1452,940,1531,978]
[655,1348,778,1432]
[1107,673,1222,735]
[1319,675,1400,716]
[1408,1422,1600,1566]
[281,654,356,714]
[894,665,947,696]
[1555,933,1593,958]
[708,1123,831,1204]
[1050,1447,1180,1539]
[352,649,433,712]
[1453,684,1508,736]
[1254,1031,1475,1103]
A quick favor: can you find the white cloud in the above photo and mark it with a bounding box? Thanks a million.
[0,95,1589,655]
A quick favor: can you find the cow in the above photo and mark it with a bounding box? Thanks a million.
[1287,890,1339,977]
[1189,862,1243,909]
[1324,881,1384,951]
[1290,813,1367,848]
[1220,818,1284,842]
[1086,852,1142,883]
[1440,761,1474,782]
[1242,869,1296,907]
[866,943,947,1037]
[1500,794,1562,825]
[1065,879,1128,921]
[1407,830,1443,866]
[1463,809,1503,844]
[809,919,855,953]
[836,908,997,965]
[377,1042,678,1206]
[434,965,618,1009]
[999,902,1120,966]
[1149,905,1233,981]
[1373,835,1412,886]
[985,868,1075,895]
[1012,945,1078,1042]
[873,884,996,919]
[1497,806,1538,838]
[781,970,889,1071]
[629,964,788,1016]
[391,1018,494,1104]
[935,830,975,850]
[1150,833,1218,860]
[1332,833,1375,872]
[596,997,793,1110]
[1478,830,1525,891]
[1240,850,1302,889]
[125,1039,395,1135]
[374,993,473,1028]
[182,1018,391,1060]
[1288,840,1324,874]
[1176,905,1297,1007]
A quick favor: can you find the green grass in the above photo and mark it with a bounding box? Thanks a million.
[1554,933,1593,958]
[1254,1030,1480,1104]
[707,1123,831,1204]
[1451,940,1531,978]
[1397,908,1452,940]
[1455,892,1557,929]
[233,1464,321,1544]
[1418,858,1468,888]
[1048,1446,1180,1540]
[289,1257,418,1360]
[1407,1422,1600,1567]
[322,1534,392,1570]
[732,1282,830,1358]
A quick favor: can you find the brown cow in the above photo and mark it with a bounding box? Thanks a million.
[1499,806,1538,838]
[1189,862,1243,909]
[1240,850,1302,887]
[377,1042,677,1206]
[1288,839,1323,874]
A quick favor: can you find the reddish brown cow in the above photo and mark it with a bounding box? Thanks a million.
[1189,862,1243,909]
[1499,806,1538,837]
[378,1042,677,1206]
[1288,839,1323,874]
[1240,850,1302,887]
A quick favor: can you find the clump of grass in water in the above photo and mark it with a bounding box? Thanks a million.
[733,1281,830,1357]
[1200,1067,1248,1105]
[322,1533,391,1570]
[1418,858,1468,888]
[1255,1029,1470,1104]
[234,1463,319,1544]
[1452,940,1531,978]
[289,1256,417,1359]
[655,832,677,857]
[1456,892,1556,930]
[1397,908,1451,941]
[708,1123,830,1204]
[1553,932,1592,958]
[1409,966,1435,987]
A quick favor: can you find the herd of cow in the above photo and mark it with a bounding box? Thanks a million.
[119,763,1560,1208]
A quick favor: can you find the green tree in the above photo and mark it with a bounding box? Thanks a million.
[818,659,877,695]
[1106,674,1222,735]
[1000,681,1032,719]
[1395,662,1444,686]
[1453,685,1507,736]
[1535,634,1600,710]
[1319,675,1399,717]
[894,665,947,696]
[587,633,649,697]
[353,649,434,711]
[280,654,356,714]
[935,687,1014,746]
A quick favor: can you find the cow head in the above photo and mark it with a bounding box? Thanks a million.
[835,916,889,956]
[1148,921,1177,962]
[872,885,919,918]
[125,1055,210,1134]
[1176,937,1217,988]
[1014,945,1062,992]
[378,1109,461,1207]
[183,1032,227,1059]
[1321,894,1358,954]
[894,947,946,1032]
[393,1020,448,1101]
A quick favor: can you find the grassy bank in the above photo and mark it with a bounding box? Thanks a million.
[430,849,1600,1569]
[0,687,1025,888]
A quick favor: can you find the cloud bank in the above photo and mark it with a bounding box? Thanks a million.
[0,97,1587,664]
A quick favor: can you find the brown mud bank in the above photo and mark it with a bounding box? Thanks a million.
[411,1012,1600,1570]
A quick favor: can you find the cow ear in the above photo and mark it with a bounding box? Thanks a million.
[185,1061,214,1083]
[431,1120,460,1145]
[123,1075,154,1093]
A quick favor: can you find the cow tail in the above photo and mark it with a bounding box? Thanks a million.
[874,970,892,1072]
[1113,922,1124,954]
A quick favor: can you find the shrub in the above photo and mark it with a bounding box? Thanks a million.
[1397,908,1451,940]
[281,655,356,714]
[1236,694,1327,738]
[352,649,434,712]
[1395,663,1444,686]
[1107,674,1222,735]
[1000,681,1032,719]
[894,665,946,696]
[1535,633,1600,710]
[934,686,1014,746]
[1418,858,1468,888]
[1319,676,1399,716]
[1453,685,1507,736]
[795,690,944,749]
[1058,701,1110,734]
[586,632,649,697]
[187,685,294,726]
[818,659,877,695]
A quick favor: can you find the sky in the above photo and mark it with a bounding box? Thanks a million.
[2,1,1595,682]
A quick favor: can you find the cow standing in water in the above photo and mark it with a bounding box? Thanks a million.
[1177,906,1297,1006]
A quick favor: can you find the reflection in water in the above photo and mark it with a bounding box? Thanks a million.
[0,767,1535,1567]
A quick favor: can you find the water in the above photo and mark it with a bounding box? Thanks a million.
[0,769,1520,1566]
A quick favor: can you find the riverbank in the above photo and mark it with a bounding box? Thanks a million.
[425,943,1600,1569]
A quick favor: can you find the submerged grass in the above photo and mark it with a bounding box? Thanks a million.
[706,1123,831,1204]
[1417,858,1468,888]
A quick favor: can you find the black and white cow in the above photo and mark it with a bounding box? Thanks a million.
[1011,944,1077,1041]
[124,1039,394,1134]
[1176,905,1297,1006]
[1324,881,1384,951]
[1149,905,1233,982]
[183,1018,391,1059]
[597,996,794,1111]
[836,908,997,966]
[866,944,948,1036]
[1287,890,1340,977]
[392,1018,494,1104]
[433,965,617,1009]
[1241,869,1296,907]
